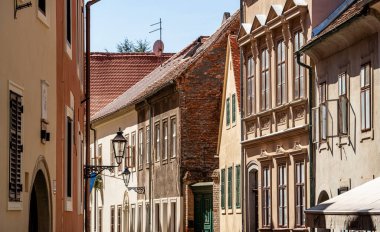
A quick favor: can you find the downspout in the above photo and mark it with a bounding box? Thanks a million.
[91,125,97,231]
[145,99,153,232]
[239,1,245,231]
[296,52,315,208]
[85,1,101,232]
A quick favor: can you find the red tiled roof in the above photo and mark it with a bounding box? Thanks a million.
[229,35,241,110]
[90,52,173,116]
[92,10,240,122]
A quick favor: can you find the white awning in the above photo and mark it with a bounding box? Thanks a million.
[306,177,380,230]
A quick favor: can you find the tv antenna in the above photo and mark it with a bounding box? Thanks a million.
[150,18,165,62]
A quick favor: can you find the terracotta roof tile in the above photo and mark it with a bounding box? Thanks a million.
[90,52,173,116]
[229,35,241,110]
[92,10,240,122]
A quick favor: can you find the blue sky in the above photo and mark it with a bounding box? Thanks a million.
[91,0,240,53]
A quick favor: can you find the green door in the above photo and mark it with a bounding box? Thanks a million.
[194,193,213,232]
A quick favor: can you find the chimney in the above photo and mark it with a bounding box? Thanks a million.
[222,12,231,24]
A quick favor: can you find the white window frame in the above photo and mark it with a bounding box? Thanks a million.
[65,105,74,211]
[155,122,160,162]
[65,0,72,59]
[163,120,168,160]
[170,117,177,158]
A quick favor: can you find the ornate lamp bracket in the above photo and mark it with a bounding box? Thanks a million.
[84,165,117,178]
[127,187,145,194]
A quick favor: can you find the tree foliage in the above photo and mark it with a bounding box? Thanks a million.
[116,38,151,53]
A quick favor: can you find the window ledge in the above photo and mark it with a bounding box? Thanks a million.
[65,199,73,211]
[8,201,22,211]
[37,10,50,28]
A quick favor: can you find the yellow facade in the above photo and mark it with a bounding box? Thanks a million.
[0,0,57,231]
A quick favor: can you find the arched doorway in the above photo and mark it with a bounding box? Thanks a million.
[123,191,129,232]
[317,191,330,232]
[318,190,329,204]
[28,170,50,232]
[247,164,259,232]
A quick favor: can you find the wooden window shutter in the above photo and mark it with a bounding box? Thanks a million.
[228,167,232,209]
[9,91,23,202]
[236,165,241,208]
[221,169,225,209]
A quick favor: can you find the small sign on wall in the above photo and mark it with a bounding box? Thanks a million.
[41,80,49,121]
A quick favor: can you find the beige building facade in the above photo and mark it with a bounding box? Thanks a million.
[0,0,57,231]
[301,0,380,230]
[239,0,313,230]
[90,106,139,232]
[216,35,243,232]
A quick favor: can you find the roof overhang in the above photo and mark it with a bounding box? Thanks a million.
[305,177,380,230]
[299,0,380,61]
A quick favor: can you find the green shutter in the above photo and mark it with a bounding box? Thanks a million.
[232,94,236,123]
[226,98,230,126]
[228,167,232,209]
[236,165,241,208]
[221,169,225,209]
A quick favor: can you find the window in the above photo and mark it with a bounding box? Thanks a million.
[232,94,236,124]
[338,72,348,135]
[124,134,130,168]
[319,83,327,141]
[145,203,150,232]
[65,0,72,45]
[262,167,271,227]
[117,205,122,232]
[138,129,143,169]
[9,91,23,202]
[170,118,177,158]
[66,113,73,203]
[38,0,46,15]
[277,40,286,105]
[228,167,233,209]
[111,205,115,232]
[278,164,287,227]
[146,127,150,164]
[221,169,226,209]
[131,132,136,168]
[155,123,160,162]
[97,144,103,166]
[294,31,305,99]
[98,207,103,232]
[361,63,371,131]
[170,202,176,232]
[261,48,270,110]
[247,56,255,115]
[155,203,160,232]
[295,162,305,227]
[226,97,231,126]
[138,205,143,232]
[130,205,136,232]
[110,140,115,173]
[163,121,168,160]
[235,165,241,209]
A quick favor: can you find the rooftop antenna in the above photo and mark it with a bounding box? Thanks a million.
[150,18,164,66]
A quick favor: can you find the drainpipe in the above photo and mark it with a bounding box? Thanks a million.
[91,125,97,231]
[145,99,153,232]
[296,52,315,208]
[239,1,246,231]
[85,1,101,232]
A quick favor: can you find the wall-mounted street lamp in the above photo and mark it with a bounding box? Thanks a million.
[121,167,145,194]
[84,128,126,178]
